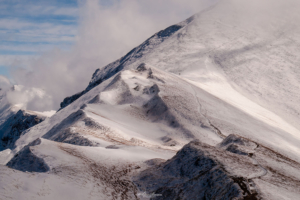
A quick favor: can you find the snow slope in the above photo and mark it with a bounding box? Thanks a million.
[71,0,300,160]
[61,0,300,156]
[1,64,300,199]
[1,0,300,199]
[0,138,173,200]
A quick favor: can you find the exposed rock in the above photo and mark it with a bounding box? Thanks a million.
[134,139,263,200]
[43,110,100,147]
[105,145,120,149]
[43,109,86,139]
[134,133,300,199]
[59,91,85,111]
[136,63,147,72]
[52,129,99,147]
[6,138,49,173]
[0,110,46,150]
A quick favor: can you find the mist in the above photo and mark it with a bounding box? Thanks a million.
[5,85,53,111]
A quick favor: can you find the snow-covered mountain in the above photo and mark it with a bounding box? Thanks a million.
[0,109,46,151]
[0,86,54,162]
[1,0,300,199]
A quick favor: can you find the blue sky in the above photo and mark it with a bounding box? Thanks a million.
[0,0,80,77]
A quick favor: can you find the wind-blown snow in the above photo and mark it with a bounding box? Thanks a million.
[183,57,300,142]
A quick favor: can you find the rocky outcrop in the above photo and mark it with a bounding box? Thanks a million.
[134,133,300,199]
[6,138,49,173]
[43,110,100,147]
[134,138,263,200]
[0,110,46,150]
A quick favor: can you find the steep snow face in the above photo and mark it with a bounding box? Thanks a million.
[138,0,300,132]
[76,0,300,144]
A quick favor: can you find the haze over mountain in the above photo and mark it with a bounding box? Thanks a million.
[1,0,300,199]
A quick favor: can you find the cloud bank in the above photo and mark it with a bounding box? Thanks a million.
[5,85,53,111]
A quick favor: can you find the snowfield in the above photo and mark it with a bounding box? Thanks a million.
[1,0,300,199]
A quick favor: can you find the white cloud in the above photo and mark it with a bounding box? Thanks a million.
[6,85,54,111]
[76,0,218,60]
